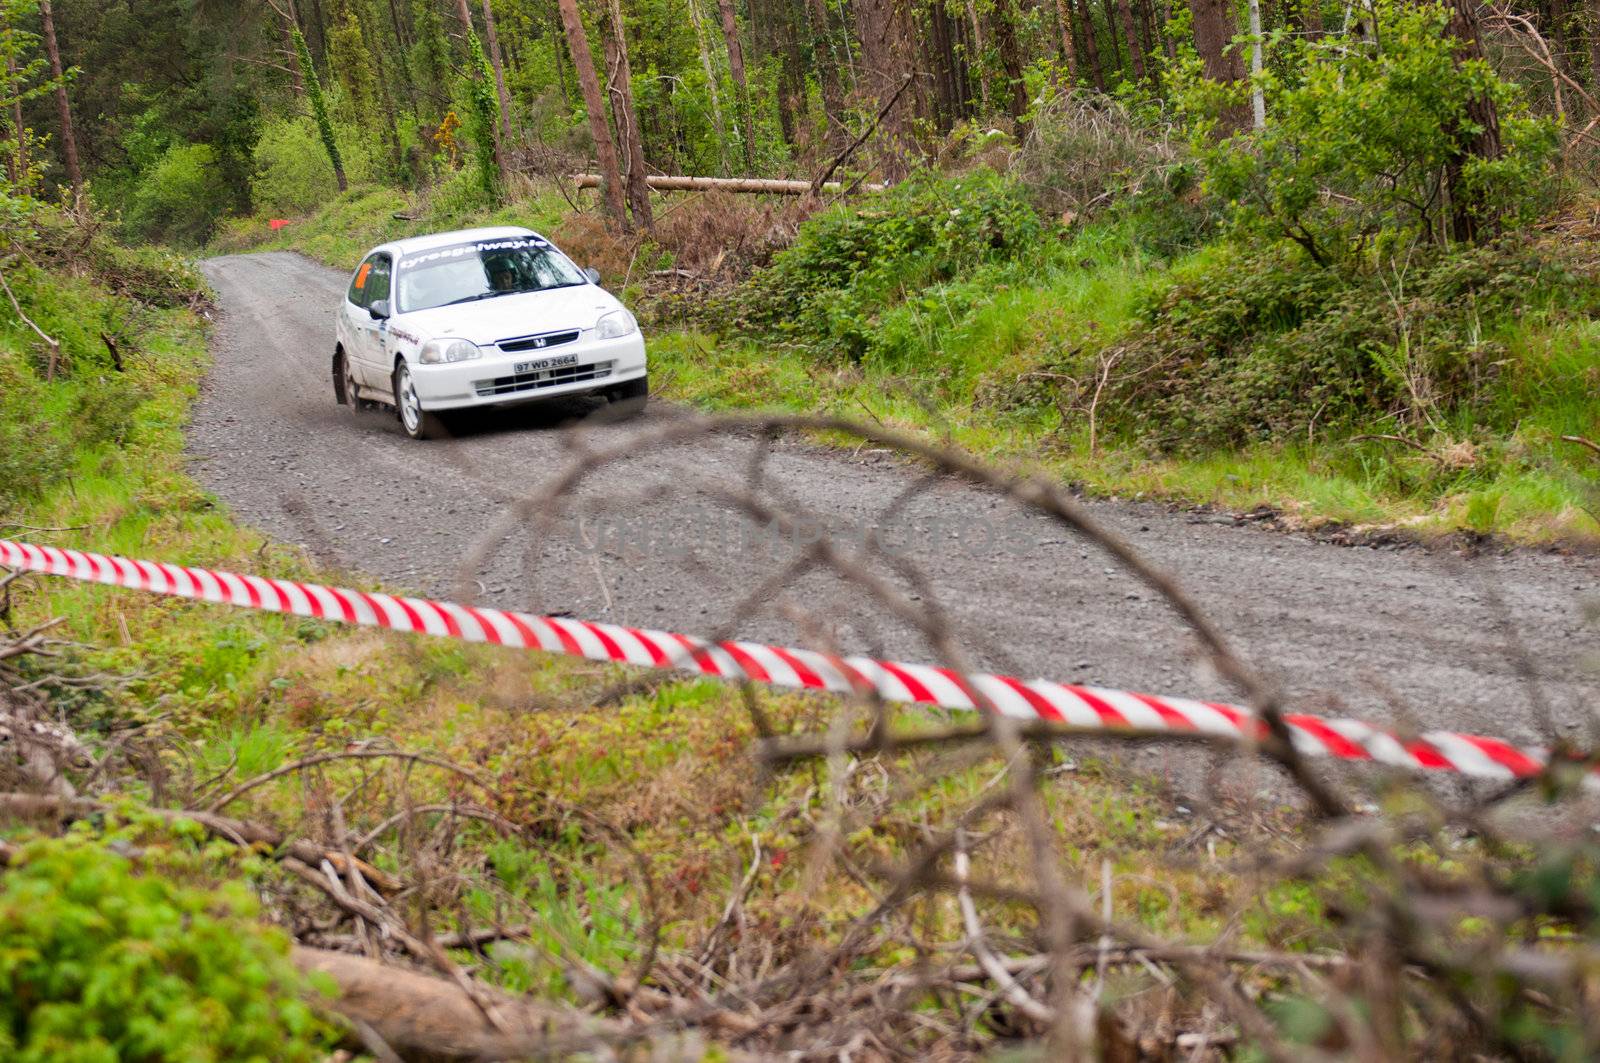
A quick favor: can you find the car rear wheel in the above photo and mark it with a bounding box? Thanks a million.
[393,362,448,440]
[609,375,648,419]
[340,351,365,411]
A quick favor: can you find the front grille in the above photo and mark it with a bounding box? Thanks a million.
[497,329,581,353]
[475,360,615,398]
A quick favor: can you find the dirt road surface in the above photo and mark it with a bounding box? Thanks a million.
[192,252,1598,776]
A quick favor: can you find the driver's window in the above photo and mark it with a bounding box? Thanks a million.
[366,255,392,306]
[348,255,379,309]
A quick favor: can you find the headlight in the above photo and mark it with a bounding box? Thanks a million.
[594,309,637,340]
[417,338,481,364]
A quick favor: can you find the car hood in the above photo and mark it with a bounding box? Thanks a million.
[398,285,621,345]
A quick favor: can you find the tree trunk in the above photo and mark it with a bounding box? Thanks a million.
[601,0,652,229]
[1101,0,1123,75]
[1190,0,1247,125]
[1116,0,1144,81]
[480,0,516,144]
[1587,0,1600,93]
[6,55,24,189]
[993,0,1031,119]
[387,0,412,47]
[715,0,757,170]
[805,0,848,141]
[556,0,629,231]
[963,0,992,110]
[1054,0,1082,83]
[1444,0,1503,242]
[38,0,81,197]
[854,0,919,178]
[1247,0,1264,127]
[1136,0,1156,66]
[1296,0,1323,37]
[1077,0,1107,90]
[686,0,730,167]
[924,0,968,128]
[282,17,305,98]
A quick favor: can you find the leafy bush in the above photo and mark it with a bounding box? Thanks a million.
[1188,0,1559,265]
[252,115,379,218]
[1081,237,1600,451]
[735,169,1044,359]
[0,826,333,1062]
[120,143,232,248]
[0,356,68,513]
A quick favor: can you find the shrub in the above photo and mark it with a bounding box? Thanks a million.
[1186,0,1559,265]
[252,115,379,218]
[120,143,231,248]
[1081,237,1599,452]
[735,169,1044,359]
[0,355,68,514]
[0,826,334,1062]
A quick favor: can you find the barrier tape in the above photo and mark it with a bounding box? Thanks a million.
[0,538,1584,783]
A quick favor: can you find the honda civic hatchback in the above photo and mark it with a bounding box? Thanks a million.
[333,226,647,439]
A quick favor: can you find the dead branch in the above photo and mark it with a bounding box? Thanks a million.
[0,264,60,380]
[574,173,886,195]
[1560,434,1600,460]
[204,749,494,813]
[1349,433,1431,453]
[809,73,915,196]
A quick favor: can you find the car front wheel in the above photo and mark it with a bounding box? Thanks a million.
[393,362,448,440]
[609,375,648,419]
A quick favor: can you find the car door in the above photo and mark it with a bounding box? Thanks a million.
[344,253,391,387]
[359,254,394,385]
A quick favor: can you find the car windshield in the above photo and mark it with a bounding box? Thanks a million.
[394,236,587,313]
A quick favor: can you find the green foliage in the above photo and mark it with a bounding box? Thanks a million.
[1187,1,1559,264]
[735,169,1044,359]
[251,115,378,217]
[326,12,379,129]
[1084,236,1600,451]
[462,30,502,205]
[0,200,202,516]
[293,27,345,192]
[119,143,230,247]
[0,826,333,1062]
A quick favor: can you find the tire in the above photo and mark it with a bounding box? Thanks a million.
[393,361,448,440]
[609,375,649,419]
[334,349,352,406]
[338,350,363,411]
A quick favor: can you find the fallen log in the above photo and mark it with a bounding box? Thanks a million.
[573,173,886,195]
[293,946,620,1060]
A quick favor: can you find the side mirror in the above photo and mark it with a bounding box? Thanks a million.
[583,267,601,285]
[369,299,390,320]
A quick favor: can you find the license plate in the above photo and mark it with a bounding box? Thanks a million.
[514,353,577,374]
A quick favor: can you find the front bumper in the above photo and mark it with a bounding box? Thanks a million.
[410,333,646,412]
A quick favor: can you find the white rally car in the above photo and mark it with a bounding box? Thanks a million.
[333,226,647,439]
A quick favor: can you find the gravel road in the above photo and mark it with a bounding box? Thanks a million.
[192,251,1597,761]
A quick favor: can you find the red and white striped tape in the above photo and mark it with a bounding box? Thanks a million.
[0,538,1584,783]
